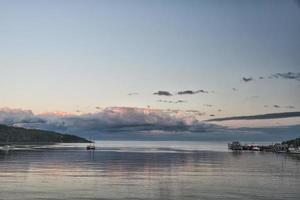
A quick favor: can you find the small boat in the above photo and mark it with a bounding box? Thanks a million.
[287,140,300,154]
[288,146,300,154]
[86,141,96,150]
[86,145,95,150]
[228,141,243,150]
[273,143,288,153]
[289,149,300,154]
[1,145,14,151]
[1,136,14,152]
[252,146,261,151]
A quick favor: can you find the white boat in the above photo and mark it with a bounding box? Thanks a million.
[252,146,261,151]
[273,143,288,153]
[288,147,300,154]
[86,144,95,150]
[1,136,14,152]
[1,145,14,151]
[228,141,243,150]
[87,139,96,150]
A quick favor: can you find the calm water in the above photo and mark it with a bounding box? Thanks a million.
[0,141,300,200]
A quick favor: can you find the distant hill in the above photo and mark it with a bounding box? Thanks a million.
[0,124,90,144]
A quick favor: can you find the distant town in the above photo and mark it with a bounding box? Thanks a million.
[228,138,300,154]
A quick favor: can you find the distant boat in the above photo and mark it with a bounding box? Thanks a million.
[0,135,14,152]
[273,143,289,153]
[288,146,300,154]
[228,141,243,150]
[252,146,261,151]
[87,139,96,150]
[86,144,95,150]
[1,145,14,152]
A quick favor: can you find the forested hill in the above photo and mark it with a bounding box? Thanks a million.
[282,138,300,146]
[0,124,90,144]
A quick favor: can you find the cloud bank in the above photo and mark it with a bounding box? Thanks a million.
[0,107,219,137]
[206,112,300,122]
[0,108,46,125]
[1,107,300,141]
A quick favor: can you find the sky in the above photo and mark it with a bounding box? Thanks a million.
[0,0,300,140]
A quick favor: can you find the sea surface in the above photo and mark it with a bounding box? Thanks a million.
[0,141,300,200]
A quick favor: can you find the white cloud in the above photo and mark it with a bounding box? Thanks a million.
[0,107,45,125]
[1,107,300,141]
[0,107,214,135]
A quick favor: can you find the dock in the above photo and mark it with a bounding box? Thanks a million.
[228,141,300,154]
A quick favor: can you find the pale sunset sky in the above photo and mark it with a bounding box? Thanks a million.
[0,0,299,137]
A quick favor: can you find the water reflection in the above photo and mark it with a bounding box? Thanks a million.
[0,142,300,200]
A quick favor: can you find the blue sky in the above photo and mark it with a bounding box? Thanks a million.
[0,0,300,135]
